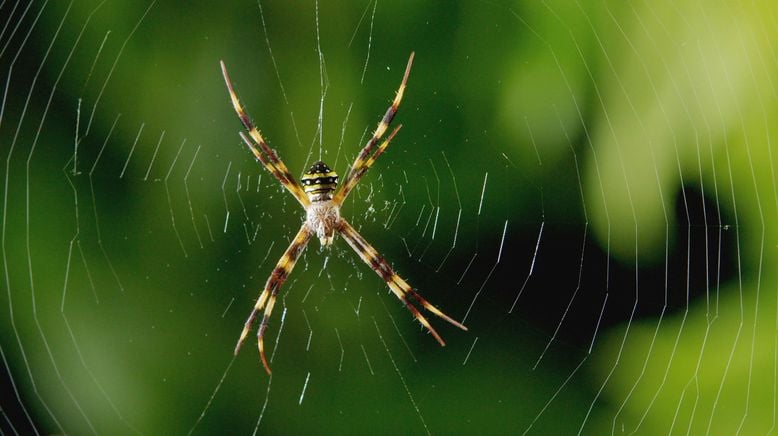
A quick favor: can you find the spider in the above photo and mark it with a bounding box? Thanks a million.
[220,52,467,374]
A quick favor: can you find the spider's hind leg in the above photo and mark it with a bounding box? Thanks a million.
[334,52,414,205]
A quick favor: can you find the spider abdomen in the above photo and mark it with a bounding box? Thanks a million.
[301,161,338,202]
[306,200,340,246]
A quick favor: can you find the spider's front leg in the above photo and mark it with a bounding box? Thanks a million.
[235,223,312,374]
[338,218,467,345]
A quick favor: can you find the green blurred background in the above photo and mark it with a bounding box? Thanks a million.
[1,0,777,434]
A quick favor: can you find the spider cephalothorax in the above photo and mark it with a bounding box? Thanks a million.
[221,52,467,374]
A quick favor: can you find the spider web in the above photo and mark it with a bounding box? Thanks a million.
[1,0,776,434]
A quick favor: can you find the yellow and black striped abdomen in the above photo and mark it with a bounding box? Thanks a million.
[301,161,338,201]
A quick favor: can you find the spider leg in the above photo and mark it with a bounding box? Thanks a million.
[338,218,467,346]
[234,223,312,374]
[334,52,414,205]
[335,125,402,204]
[220,61,310,208]
[389,273,468,331]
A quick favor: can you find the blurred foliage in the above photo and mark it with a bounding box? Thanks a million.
[1,0,777,434]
